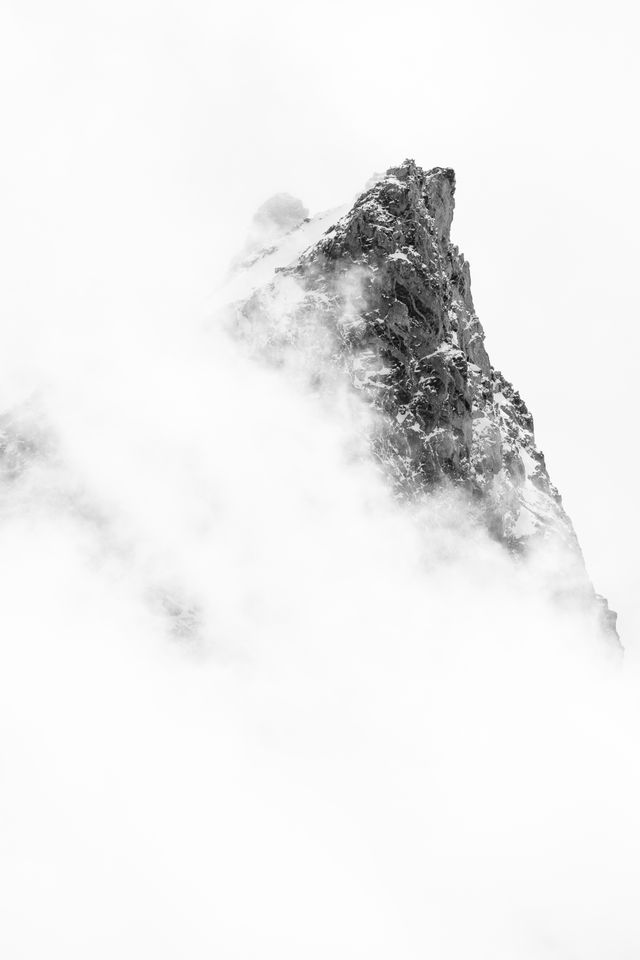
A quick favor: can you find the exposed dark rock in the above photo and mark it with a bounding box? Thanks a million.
[236,160,618,643]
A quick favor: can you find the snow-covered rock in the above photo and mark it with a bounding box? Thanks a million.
[233,159,618,642]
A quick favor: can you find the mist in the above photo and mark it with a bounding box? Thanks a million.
[2,1,640,957]
[2,193,640,957]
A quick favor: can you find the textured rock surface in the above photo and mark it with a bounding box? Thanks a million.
[237,160,618,642]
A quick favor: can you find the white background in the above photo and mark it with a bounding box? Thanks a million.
[2,0,636,635]
[1,4,640,958]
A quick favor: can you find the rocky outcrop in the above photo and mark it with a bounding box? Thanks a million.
[236,160,618,642]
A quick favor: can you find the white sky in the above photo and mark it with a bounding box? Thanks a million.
[2,0,637,635]
[2,5,640,957]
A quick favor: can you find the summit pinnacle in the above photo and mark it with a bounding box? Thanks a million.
[236,159,618,642]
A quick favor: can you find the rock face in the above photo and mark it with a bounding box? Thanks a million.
[237,160,618,642]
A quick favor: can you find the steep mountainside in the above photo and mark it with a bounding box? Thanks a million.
[235,160,617,641]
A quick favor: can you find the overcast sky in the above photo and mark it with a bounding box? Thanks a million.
[3,4,640,957]
[2,0,637,636]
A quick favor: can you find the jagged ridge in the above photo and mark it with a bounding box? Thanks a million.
[239,159,618,640]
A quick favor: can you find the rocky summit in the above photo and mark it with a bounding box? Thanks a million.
[235,159,618,642]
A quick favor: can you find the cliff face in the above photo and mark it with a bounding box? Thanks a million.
[237,159,618,641]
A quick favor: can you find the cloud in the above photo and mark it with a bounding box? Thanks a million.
[0,210,639,959]
[0,6,638,950]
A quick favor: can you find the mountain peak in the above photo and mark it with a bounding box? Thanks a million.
[236,160,618,643]
[385,157,455,186]
[380,160,456,243]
